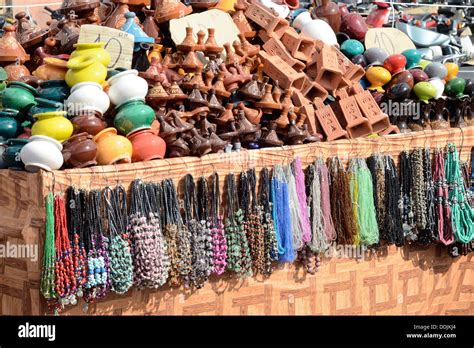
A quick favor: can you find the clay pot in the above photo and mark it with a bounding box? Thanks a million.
[142,9,161,42]
[2,138,28,169]
[386,82,411,101]
[113,99,155,135]
[31,111,74,142]
[409,68,429,84]
[313,0,341,32]
[424,62,448,80]
[340,39,364,59]
[340,12,368,41]
[413,82,436,104]
[37,80,70,102]
[444,77,465,98]
[366,66,391,92]
[428,77,445,100]
[2,81,38,113]
[0,109,20,140]
[401,49,421,69]
[93,127,132,165]
[444,62,459,81]
[62,132,98,168]
[0,25,29,63]
[127,128,166,162]
[4,60,31,82]
[28,98,64,120]
[383,54,407,76]
[364,47,388,67]
[153,0,192,23]
[71,111,106,136]
[20,135,64,172]
[66,54,108,87]
[70,42,111,67]
[104,0,139,29]
[107,69,148,106]
[32,57,68,81]
[66,82,110,115]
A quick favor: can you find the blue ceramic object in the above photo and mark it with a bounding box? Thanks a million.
[37,80,70,102]
[28,98,64,121]
[0,110,20,140]
[402,49,422,69]
[121,12,154,52]
[340,39,364,58]
[3,138,28,169]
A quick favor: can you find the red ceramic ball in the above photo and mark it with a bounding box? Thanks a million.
[383,54,407,75]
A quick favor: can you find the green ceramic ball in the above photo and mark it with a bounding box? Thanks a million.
[444,77,466,97]
[340,39,364,59]
[413,81,436,103]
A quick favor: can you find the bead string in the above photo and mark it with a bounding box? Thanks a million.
[41,193,56,302]
[400,151,416,242]
[209,172,227,275]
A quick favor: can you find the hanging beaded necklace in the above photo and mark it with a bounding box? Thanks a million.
[400,151,416,242]
[411,148,428,236]
[245,168,266,276]
[284,164,307,251]
[54,194,77,308]
[41,192,57,308]
[258,168,279,276]
[418,148,436,245]
[328,157,358,245]
[445,144,474,244]
[83,190,109,302]
[104,186,133,294]
[271,165,295,262]
[367,155,386,242]
[433,148,454,245]
[66,187,88,301]
[307,162,327,252]
[225,173,253,277]
[162,178,192,286]
[209,172,227,276]
[384,156,405,246]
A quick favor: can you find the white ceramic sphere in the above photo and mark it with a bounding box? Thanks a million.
[107,69,148,106]
[428,77,445,100]
[301,19,338,46]
[20,135,64,172]
[66,82,110,115]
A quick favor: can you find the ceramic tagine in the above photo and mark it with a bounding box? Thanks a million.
[0,25,30,63]
[313,0,341,33]
[19,135,64,172]
[153,0,193,24]
[4,59,31,82]
[121,12,154,52]
[93,127,133,165]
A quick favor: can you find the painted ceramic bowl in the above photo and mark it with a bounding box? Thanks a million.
[401,49,422,69]
[424,62,448,80]
[383,54,407,75]
[340,39,364,59]
[444,62,459,81]
[444,77,465,98]
[413,81,437,103]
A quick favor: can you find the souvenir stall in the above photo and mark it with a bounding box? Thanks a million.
[0,0,472,315]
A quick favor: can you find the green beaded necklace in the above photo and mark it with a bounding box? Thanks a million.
[41,192,56,301]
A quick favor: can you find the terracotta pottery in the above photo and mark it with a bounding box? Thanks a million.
[93,127,132,165]
[340,12,368,41]
[313,0,341,33]
[148,44,164,63]
[54,13,81,54]
[383,54,406,76]
[20,135,64,172]
[15,11,50,49]
[3,138,28,169]
[114,99,155,135]
[104,0,139,29]
[142,9,161,42]
[127,128,166,162]
[32,57,68,81]
[66,82,110,115]
[59,0,100,14]
[409,68,429,84]
[4,59,31,82]
[189,0,219,8]
[2,81,38,112]
[32,111,74,142]
[154,0,192,23]
[61,132,98,168]
[232,1,256,38]
[0,25,29,63]
[71,111,106,136]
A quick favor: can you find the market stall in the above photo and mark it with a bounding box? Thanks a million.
[0,0,472,316]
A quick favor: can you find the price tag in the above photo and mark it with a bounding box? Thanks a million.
[78,25,134,70]
[365,28,415,55]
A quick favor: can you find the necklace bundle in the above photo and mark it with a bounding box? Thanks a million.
[271,165,295,262]
[209,172,227,275]
[83,190,110,302]
[245,168,266,275]
[104,186,133,294]
[384,156,405,246]
[41,192,56,303]
[183,175,213,289]
[259,168,279,275]
[419,148,436,245]
[400,151,416,242]
[293,158,312,246]
[128,179,169,289]
[162,178,192,286]
[367,155,386,241]
[54,194,77,307]
[411,148,428,236]
[433,148,454,245]
[349,158,379,247]
[329,157,357,245]
[225,173,252,277]
[284,164,307,251]
[445,144,474,244]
